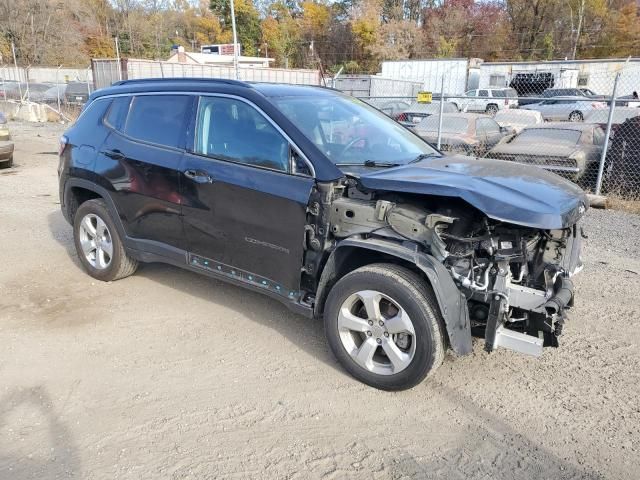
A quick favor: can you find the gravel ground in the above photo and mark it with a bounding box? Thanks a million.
[0,121,639,479]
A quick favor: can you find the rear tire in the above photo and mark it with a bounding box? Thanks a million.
[569,110,583,122]
[0,155,12,169]
[324,263,445,391]
[73,199,138,282]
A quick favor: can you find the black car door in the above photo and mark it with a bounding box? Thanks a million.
[97,94,193,249]
[180,95,315,296]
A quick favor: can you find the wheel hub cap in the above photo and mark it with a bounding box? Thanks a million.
[337,290,417,376]
[78,213,113,270]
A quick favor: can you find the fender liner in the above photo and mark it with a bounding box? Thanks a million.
[316,236,472,356]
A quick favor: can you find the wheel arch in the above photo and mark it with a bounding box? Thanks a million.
[315,237,472,356]
[63,178,127,240]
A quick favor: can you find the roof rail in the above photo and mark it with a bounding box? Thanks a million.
[112,77,251,88]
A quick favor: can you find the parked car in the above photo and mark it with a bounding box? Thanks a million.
[412,113,510,155]
[41,84,68,104]
[0,80,19,100]
[2,82,27,101]
[485,123,605,183]
[521,96,607,122]
[22,83,56,103]
[451,88,518,115]
[542,87,604,100]
[377,100,411,118]
[509,72,555,104]
[59,79,586,390]
[64,82,90,104]
[394,101,458,126]
[494,109,544,134]
[602,115,640,195]
[0,111,10,141]
[584,107,640,136]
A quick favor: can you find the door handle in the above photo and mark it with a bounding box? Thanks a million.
[184,169,213,184]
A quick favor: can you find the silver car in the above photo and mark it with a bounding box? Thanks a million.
[521,96,607,122]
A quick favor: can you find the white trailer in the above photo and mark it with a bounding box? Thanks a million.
[380,59,472,95]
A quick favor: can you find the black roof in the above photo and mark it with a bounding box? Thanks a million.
[91,77,336,100]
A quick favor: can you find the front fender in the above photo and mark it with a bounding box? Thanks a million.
[316,237,472,356]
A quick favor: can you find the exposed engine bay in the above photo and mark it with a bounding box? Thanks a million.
[308,178,585,357]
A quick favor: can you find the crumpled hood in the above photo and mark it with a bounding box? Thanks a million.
[357,155,588,229]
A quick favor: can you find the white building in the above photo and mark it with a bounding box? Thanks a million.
[478,58,640,96]
[167,46,273,69]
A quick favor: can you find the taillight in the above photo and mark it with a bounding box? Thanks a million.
[505,99,508,105]
[59,135,68,156]
[395,113,407,122]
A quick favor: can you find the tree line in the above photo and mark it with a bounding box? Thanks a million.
[0,0,638,73]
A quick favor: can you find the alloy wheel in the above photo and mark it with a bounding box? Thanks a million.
[78,213,113,270]
[337,290,417,375]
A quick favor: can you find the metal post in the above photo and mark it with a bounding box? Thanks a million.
[114,36,122,81]
[332,66,344,89]
[56,65,62,112]
[595,72,621,195]
[230,0,239,80]
[437,72,445,150]
[11,42,22,102]
[86,66,92,95]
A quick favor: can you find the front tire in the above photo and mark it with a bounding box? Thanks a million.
[486,104,499,116]
[73,199,138,282]
[324,263,445,391]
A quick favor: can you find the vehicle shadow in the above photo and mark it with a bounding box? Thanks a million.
[47,210,342,374]
[0,386,81,479]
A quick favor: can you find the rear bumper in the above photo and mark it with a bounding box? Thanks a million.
[0,142,14,160]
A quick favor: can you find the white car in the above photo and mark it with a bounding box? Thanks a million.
[494,109,543,134]
[451,88,519,115]
[522,96,607,122]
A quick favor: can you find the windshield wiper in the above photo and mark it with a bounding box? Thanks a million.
[410,152,441,163]
[335,160,402,168]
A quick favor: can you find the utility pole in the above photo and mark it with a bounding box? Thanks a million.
[572,0,585,60]
[230,0,240,80]
[114,36,122,81]
[11,42,22,101]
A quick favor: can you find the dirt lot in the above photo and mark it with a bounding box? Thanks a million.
[0,120,639,480]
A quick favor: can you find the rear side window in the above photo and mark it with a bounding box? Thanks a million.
[492,90,506,98]
[104,96,130,130]
[124,95,191,148]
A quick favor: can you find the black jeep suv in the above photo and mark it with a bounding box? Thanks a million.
[58,78,587,390]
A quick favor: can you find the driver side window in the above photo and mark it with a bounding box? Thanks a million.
[195,96,290,172]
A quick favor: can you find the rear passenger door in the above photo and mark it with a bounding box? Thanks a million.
[180,95,315,295]
[97,94,193,249]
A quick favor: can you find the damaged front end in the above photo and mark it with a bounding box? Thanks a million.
[327,184,585,357]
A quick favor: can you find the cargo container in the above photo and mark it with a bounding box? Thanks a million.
[332,75,422,98]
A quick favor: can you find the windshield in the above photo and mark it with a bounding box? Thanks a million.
[513,128,581,146]
[416,116,469,133]
[272,95,438,166]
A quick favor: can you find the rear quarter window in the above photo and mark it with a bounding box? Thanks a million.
[124,95,192,149]
[104,96,131,131]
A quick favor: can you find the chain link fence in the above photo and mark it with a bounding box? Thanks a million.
[0,65,92,121]
[2,59,639,201]
[345,65,640,200]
